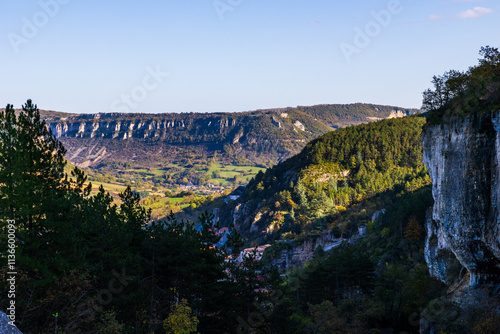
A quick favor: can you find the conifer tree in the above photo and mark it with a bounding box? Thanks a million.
[0,100,66,232]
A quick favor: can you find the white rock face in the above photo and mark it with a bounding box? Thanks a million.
[78,122,86,136]
[388,110,408,119]
[422,113,500,286]
[294,121,305,131]
[424,211,462,285]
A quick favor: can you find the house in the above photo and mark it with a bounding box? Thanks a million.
[194,224,231,248]
[215,227,230,248]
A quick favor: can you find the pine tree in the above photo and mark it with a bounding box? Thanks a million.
[0,100,67,232]
[0,104,18,220]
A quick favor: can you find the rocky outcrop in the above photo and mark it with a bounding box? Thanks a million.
[293,121,305,131]
[388,109,410,119]
[46,114,223,140]
[0,312,22,334]
[270,233,339,270]
[232,203,251,232]
[422,113,500,287]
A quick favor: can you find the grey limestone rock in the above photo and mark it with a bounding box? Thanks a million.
[422,113,500,286]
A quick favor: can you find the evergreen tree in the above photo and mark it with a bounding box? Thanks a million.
[295,180,309,211]
[163,299,199,334]
[0,100,67,231]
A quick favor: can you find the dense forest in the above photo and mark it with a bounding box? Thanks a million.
[258,187,444,333]
[207,115,431,247]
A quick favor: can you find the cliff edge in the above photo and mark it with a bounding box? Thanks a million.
[422,113,500,287]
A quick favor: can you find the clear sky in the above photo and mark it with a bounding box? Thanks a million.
[1,0,499,113]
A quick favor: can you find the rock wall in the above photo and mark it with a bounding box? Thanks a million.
[422,113,500,286]
[45,113,237,140]
[270,233,339,270]
[40,110,328,168]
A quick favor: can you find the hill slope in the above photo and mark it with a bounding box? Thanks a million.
[33,103,418,171]
[296,103,418,128]
[198,115,430,245]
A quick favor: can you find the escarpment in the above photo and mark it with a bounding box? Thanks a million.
[422,113,500,287]
[32,104,418,168]
[45,113,236,140]
[41,110,329,168]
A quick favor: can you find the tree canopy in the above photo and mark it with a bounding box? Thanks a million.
[423,46,500,123]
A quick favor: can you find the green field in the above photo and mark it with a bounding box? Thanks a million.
[206,164,265,186]
[67,162,264,220]
[90,181,128,193]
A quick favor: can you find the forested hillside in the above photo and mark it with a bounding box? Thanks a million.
[4,103,417,222]
[297,103,419,128]
[204,116,430,246]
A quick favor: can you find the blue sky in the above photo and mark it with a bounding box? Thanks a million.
[1,0,499,113]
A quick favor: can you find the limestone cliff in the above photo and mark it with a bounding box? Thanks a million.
[265,232,341,270]
[40,110,331,168]
[45,113,231,140]
[422,113,500,287]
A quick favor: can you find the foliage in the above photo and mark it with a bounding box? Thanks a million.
[423,46,500,124]
[263,187,445,333]
[0,100,268,334]
[163,299,199,334]
[404,216,425,240]
[306,300,350,333]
